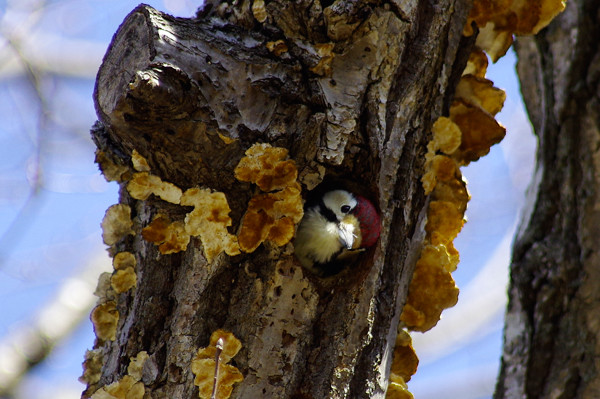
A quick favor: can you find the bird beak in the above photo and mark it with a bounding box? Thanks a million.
[338,221,356,250]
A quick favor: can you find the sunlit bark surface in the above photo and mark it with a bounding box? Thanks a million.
[89,1,473,398]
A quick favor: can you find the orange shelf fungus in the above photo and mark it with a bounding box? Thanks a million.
[399,0,566,394]
[465,0,566,61]
[142,214,191,255]
[386,374,414,399]
[455,75,506,116]
[421,117,462,195]
[463,49,489,78]
[234,143,303,254]
[191,330,244,399]
[450,99,506,165]
[234,143,298,192]
[386,329,418,399]
[401,252,460,332]
[390,329,419,383]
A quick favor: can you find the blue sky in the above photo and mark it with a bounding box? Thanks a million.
[0,2,536,398]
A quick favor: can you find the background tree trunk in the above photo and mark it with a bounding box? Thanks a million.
[495,0,600,397]
[89,1,472,398]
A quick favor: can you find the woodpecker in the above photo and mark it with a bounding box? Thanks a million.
[294,189,381,276]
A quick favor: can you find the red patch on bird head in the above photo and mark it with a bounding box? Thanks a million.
[353,195,381,247]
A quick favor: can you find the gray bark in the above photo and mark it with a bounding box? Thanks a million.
[89,1,473,398]
[495,0,600,397]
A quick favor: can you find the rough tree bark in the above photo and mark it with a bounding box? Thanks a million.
[89,1,473,398]
[495,0,600,397]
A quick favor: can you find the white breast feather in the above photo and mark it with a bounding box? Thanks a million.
[294,207,343,267]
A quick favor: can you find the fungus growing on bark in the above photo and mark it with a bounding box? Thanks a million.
[386,374,414,399]
[234,143,303,253]
[80,348,103,392]
[464,0,566,61]
[131,149,151,172]
[90,301,119,341]
[399,0,566,393]
[266,40,288,56]
[191,330,244,399]
[181,188,241,262]
[421,117,462,194]
[251,0,268,23]
[110,268,137,294]
[113,251,136,270]
[142,214,191,255]
[309,43,335,76]
[463,49,488,78]
[127,172,182,204]
[95,150,130,182]
[389,329,419,383]
[450,99,506,164]
[455,75,506,116]
[401,247,460,332]
[89,352,148,399]
[101,204,135,246]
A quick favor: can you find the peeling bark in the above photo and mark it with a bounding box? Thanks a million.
[89,1,473,398]
[495,0,600,397]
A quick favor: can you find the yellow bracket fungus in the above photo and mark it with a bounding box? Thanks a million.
[90,351,148,399]
[465,0,566,61]
[390,329,419,383]
[386,329,418,399]
[421,117,462,195]
[101,204,135,246]
[234,143,303,253]
[91,301,119,341]
[266,40,288,56]
[127,172,182,204]
[113,251,136,270]
[181,188,241,262]
[252,0,268,23]
[399,0,566,394]
[463,49,488,78]
[401,249,460,332]
[386,374,414,399]
[142,214,191,255]
[131,149,151,172]
[80,349,103,389]
[309,43,335,76]
[111,268,137,294]
[96,150,130,182]
[191,330,244,399]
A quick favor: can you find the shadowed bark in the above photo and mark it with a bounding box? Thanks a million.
[495,0,600,397]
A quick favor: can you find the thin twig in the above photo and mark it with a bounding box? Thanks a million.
[211,337,224,399]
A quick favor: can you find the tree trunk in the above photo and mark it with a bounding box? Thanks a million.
[87,1,472,398]
[495,0,600,397]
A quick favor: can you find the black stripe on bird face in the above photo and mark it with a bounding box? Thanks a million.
[318,197,339,223]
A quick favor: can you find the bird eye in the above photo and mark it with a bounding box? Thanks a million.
[341,205,351,213]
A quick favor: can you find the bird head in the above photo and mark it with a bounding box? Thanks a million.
[294,189,381,273]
